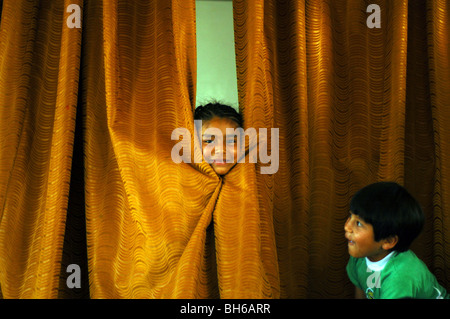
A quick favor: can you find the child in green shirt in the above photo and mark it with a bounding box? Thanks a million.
[345,182,449,299]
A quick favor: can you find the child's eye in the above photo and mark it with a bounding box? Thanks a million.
[356,221,363,227]
[203,139,214,144]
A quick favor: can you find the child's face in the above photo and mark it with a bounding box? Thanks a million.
[344,213,390,262]
[201,117,239,176]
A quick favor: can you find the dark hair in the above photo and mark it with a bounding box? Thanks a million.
[350,182,425,252]
[194,102,243,127]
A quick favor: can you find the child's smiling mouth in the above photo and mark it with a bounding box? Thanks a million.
[213,161,228,166]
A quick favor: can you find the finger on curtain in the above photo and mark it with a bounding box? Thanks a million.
[0,0,82,298]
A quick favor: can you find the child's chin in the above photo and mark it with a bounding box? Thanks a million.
[347,246,360,258]
[212,164,233,175]
[213,168,230,175]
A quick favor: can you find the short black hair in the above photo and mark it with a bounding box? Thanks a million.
[350,182,425,252]
[194,102,243,127]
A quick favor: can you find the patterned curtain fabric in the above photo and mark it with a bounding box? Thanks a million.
[0,0,82,298]
[0,0,449,299]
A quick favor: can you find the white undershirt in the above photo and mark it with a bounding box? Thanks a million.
[365,251,396,272]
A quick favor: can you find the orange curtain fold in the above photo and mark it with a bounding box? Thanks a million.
[0,0,82,298]
[233,0,311,298]
[425,0,450,287]
[214,163,280,298]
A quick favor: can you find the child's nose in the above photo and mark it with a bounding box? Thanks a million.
[344,217,352,233]
[214,141,226,155]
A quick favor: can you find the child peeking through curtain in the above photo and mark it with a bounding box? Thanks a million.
[194,102,244,176]
[171,101,279,175]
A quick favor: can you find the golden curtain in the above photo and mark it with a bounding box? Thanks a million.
[0,0,82,298]
[0,0,449,299]
[233,0,450,298]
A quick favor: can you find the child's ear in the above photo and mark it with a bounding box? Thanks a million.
[382,235,398,250]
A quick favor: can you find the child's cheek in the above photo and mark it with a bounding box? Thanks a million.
[226,145,238,162]
[202,143,215,162]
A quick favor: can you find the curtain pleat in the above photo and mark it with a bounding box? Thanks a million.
[214,163,280,298]
[425,0,450,287]
[233,0,311,298]
[0,0,82,298]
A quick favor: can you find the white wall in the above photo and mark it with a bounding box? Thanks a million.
[196,0,238,109]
